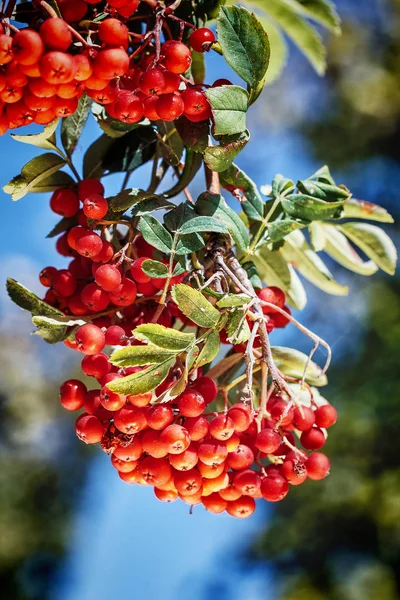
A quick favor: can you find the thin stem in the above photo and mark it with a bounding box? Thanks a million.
[120,170,132,193]
[256,361,269,432]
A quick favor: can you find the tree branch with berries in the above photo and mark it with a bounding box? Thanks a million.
[2,0,397,518]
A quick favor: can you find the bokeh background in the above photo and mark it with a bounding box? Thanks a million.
[1,0,399,598]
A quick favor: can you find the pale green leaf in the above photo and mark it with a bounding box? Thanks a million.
[139,214,173,254]
[342,198,394,223]
[321,224,378,276]
[339,222,397,275]
[11,119,59,151]
[109,345,178,367]
[272,345,328,386]
[194,330,221,368]
[133,323,195,351]
[205,85,249,136]
[61,95,92,156]
[107,358,176,395]
[3,154,67,201]
[171,284,221,328]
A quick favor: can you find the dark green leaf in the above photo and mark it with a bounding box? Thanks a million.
[133,323,195,350]
[164,202,196,232]
[339,223,397,275]
[6,278,64,317]
[307,164,335,184]
[220,163,264,222]
[109,188,161,212]
[61,95,92,157]
[179,216,229,235]
[175,233,205,255]
[282,193,345,221]
[196,192,250,252]
[163,150,203,199]
[139,214,173,254]
[83,135,114,179]
[109,345,178,367]
[191,49,206,84]
[171,284,221,328]
[204,130,250,172]
[242,261,263,289]
[297,179,350,201]
[47,215,78,238]
[194,330,221,368]
[205,85,249,136]
[141,260,169,278]
[3,154,67,201]
[107,357,176,395]
[131,197,175,217]
[267,218,309,242]
[23,170,75,195]
[217,5,270,96]
[102,126,157,173]
[271,174,295,198]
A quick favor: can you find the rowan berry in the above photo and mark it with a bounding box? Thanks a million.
[60,379,86,411]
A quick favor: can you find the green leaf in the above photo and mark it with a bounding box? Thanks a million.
[257,0,327,75]
[307,164,335,184]
[109,345,178,367]
[92,103,141,138]
[31,314,85,344]
[217,5,270,97]
[225,308,251,344]
[83,134,114,179]
[3,153,67,201]
[141,260,169,278]
[267,218,309,242]
[179,216,229,235]
[24,170,75,195]
[253,245,307,309]
[281,230,349,295]
[6,278,64,317]
[131,197,175,217]
[321,224,378,276]
[191,49,206,84]
[342,198,394,223]
[194,330,221,368]
[109,188,161,213]
[139,214,173,254]
[204,130,250,172]
[291,0,341,34]
[297,180,350,202]
[196,192,250,252]
[11,119,59,151]
[242,261,263,289]
[171,284,221,328]
[163,149,203,199]
[61,95,92,157]
[339,223,397,276]
[175,116,210,153]
[220,163,264,222]
[271,346,328,386]
[217,293,252,308]
[205,85,249,136]
[175,233,205,255]
[281,193,345,221]
[258,17,288,84]
[133,323,195,351]
[107,357,176,395]
[271,174,295,198]
[164,202,196,232]
[103,126,157,173]
[308,221,326,251]
[47,215,78,238]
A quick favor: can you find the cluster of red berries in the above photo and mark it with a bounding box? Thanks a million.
[0,10,219,133]
[60,367,336,518]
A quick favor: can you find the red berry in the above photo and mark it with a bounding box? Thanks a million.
[109,278,137,307]
[113,91,144,123]
[306,452,331,480]
[100,383,126,411]
[176,389,205,418]
[169,443,198,471]
[189,28,215,52]
[40,51,76,84]
[315,404,337,429]
[227,444,254,470]
[93,48,129,79]
[255,428,281,454]
[281,458,308,485]
[81,353,111,379]
[202,492,227,514]
[139,456,172,485]
[156,92,184,121]
[94,264,122,292]
[182,88,210,116]
[83,194,108,220]
[60,379,86,411]
[184,415,209,441]
[292,406,316,431]
[154,488,178,502]
[159,424,190,454]
[98,18,129,47]
[130,257,151,284]
[141,429,168,458]
[139,68,166,96]
[162,40,192,74]
[257,287,286,313]
[271,400,294,426]
[226,496,255,518]
[114,405,147,434]
[75,413,105,444]
[227,403,252,432]
[75,324,105,355]
[40,18,73,51]
[300,427,326,450]
[78,178,104,200]
[209,414,235,440]
[12,30,44,66]
[233,469,261,497]
[191,376,218,404]
[75,231,103,258]
[198,441,228,466]
[261,475,289,502]
[50,188,79,217]
[127,392,152,407]
[146,404,174,430]
[81,282,110,312]
[52,269,77,297]
[84,389,112,421]
[173,467,202,496]
[92,240,114,264]
[39,266,57,287]
[105,325,126,346]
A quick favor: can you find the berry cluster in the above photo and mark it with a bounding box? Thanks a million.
[0,7,219,133]
[38,177,336,517]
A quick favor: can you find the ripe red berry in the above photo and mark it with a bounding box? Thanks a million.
[184,415,209,441]
[162,40,192,74]
[114,405,147,434]
[81,353,111,379]
[109,278,137,307]
[114,91,144,123]
[0,34,13,66]
[81,282,110,312]
[202,492,227,514]
[139,68,166,96]
[182,88,210,116]
[281,458,308,485]
[257,286,286,313]
[141,429,168,458]
[52,269,77,297]
[127,392,152,407]
[58,0,88,22]
[300,427,326,450]
[271,400,294,426]
[146,404,174,430]
[84,389,113,421]
[105,325,126,346]
[78,178,104,200]
[75,231,103,258]
[39,266,57,287]
[12,30,44,66]
[113,437,143,462]
[98,18,129,47]
[60,379,86,411]
[173,467,202,496]
[198,441,228,466]
[209,414,235,440]
[94,264,122,292]
[83,194,108,220]
[75,413,105,444]
[227,444,254,470]
[154,488,178,502]
[306,452,331,480]
[292,406,316,431]
[169,443,198,471]
[228,403,252,432]
[226,496,255,518]
[261,475,289,502]
[75,324,105,355]
[156,92,184,121]
[139,456,171,486]
[40,51,76,84]
[189,28,215,52]
[176,389,205,418]
[160,424,190,454]
[40,18,73,51]
[191,376,218,404]
[100,383,126,411]
[93,48,129,79]
[92,240,114,264]
[315,404,338,428]
[255,428,281,454]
